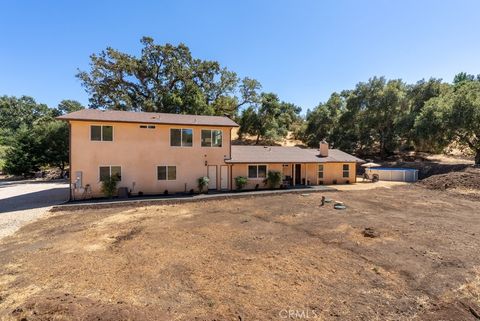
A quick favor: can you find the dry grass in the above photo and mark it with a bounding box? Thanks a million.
[0,185,479,320]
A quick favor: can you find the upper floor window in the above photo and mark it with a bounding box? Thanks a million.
[91,125,113,141]
[170,128,193,147]
[201,129,222,147]
[140,125,156,129]
[343,164,350,178]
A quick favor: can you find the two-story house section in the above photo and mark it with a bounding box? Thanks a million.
[58,109,238,199]
[58,109,363,199]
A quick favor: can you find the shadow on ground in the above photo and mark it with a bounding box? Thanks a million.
[0,187,69,213]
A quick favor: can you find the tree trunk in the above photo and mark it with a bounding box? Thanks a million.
[60,161,65,178]
[256,133,261,145]
[475,149,480,165]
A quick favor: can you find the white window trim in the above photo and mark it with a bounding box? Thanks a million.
[90,125,114,142]
[247,164,268,180]
[157,165,177,181]
[169,128,193,147]
[201,129,223,147]
[99,165,122,182]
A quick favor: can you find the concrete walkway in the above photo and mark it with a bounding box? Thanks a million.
[52,185,337,211]
[51,180,410,211]
[0,180,69,239]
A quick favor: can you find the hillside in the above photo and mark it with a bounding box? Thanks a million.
[231,128,305,147]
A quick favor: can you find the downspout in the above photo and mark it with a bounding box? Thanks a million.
[68,122,73,201]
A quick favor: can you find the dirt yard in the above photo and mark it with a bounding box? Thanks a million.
[0,185,479,321]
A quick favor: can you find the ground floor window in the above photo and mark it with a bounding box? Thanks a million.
[248,165,267,179]
[318,164,324,179]
[99,166,121,181]
[343,164,350,178]
[157,166,177,180]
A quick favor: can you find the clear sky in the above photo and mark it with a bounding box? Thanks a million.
[1,0,480,112]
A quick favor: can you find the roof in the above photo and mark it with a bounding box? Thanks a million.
[226,145,364,163]
[57,109,239,127]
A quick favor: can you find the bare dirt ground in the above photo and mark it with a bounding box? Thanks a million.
[419,167,480,201]
[0,184,479,321]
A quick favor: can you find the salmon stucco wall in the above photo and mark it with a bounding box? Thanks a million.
[231,164,283,190]
[230,162,356,190]
[70,121,232,198]
[304,162,356,185]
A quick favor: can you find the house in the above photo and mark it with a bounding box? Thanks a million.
[57,109,364,199]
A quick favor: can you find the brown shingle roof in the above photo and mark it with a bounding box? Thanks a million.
[226,145,364,163]
[57,109,239,127]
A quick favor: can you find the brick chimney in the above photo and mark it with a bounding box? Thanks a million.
[319,140,329,157]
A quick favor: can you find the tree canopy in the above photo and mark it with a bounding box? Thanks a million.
[415,77,480,164]
[238,93,302,144]
[77,37,261,117]
[1,97,84,175]
[302,73,480,164]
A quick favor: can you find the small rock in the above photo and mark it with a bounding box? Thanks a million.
[362,227,380,238]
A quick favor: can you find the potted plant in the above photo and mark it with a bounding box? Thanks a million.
[198,176,210,193]
[234,176,248,191]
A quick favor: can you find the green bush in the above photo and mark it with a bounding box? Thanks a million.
[2,121,68,176]
[3,126,40,176]
[235,176,248,190]
[101,175,119,198]
[264,170,282,189]
[198,176,210,193]
[0,145,8,172]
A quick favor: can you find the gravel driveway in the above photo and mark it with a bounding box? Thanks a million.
[0,180,69,239]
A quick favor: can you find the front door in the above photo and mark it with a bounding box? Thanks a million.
[220,165,228,190]
[207,165,217,189]
[294,164,302,185]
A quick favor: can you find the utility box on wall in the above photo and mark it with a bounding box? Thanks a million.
[75,171,83,189]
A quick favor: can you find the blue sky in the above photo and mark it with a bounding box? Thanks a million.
[1,0,480,113]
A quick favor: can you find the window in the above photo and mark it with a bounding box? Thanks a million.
[91,126,101,141]
[201,129,222,147]
[318,164,324,179]
[343,164,350,178]
[248,165,267,179]
[170,128,193,147]
[91,125,113,141]
[99,166,121,181]
[157,166,176,180]
[140,125,156,129]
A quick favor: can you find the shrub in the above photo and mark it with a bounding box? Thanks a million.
[264,170,282,189]
[3,126,40,176]
[101,175,119,198]
[198,176,210,193]
[235,176,248,190]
